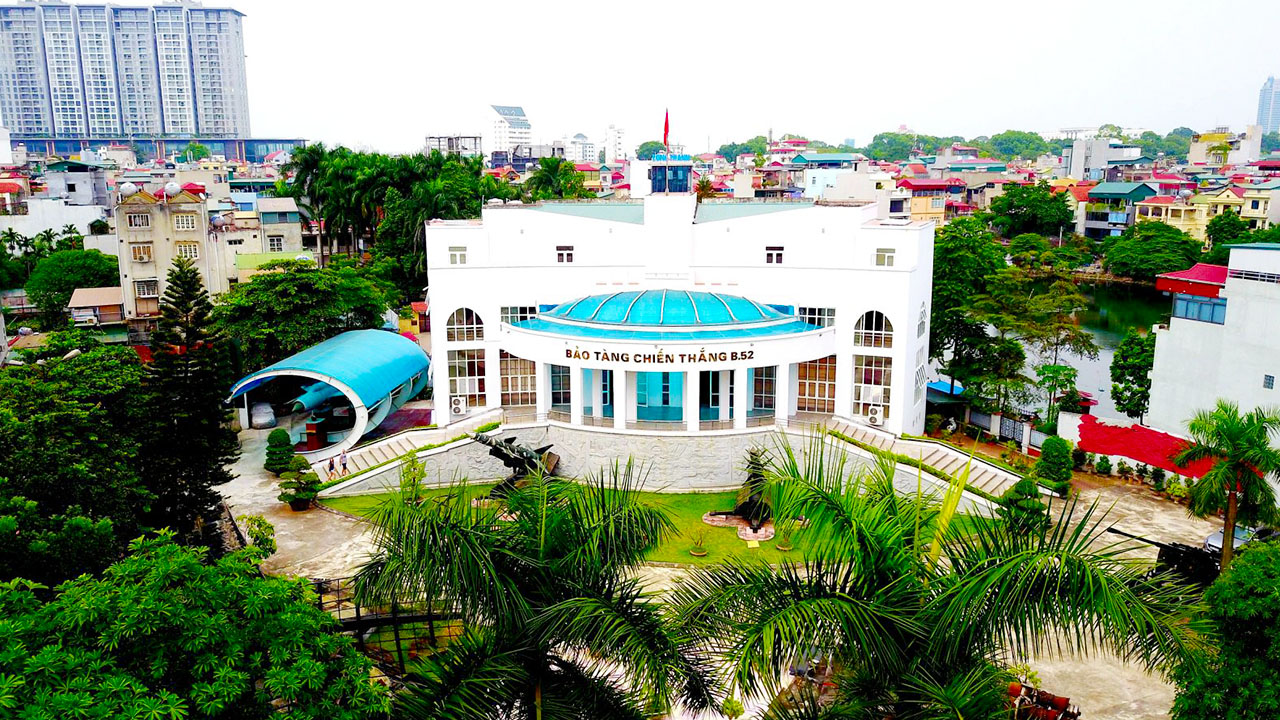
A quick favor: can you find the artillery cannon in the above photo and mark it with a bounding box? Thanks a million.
[1106,527,1219,587]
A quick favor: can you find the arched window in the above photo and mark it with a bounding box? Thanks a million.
[917,303,927,338]
[446,307,484,342]
[853,311,893,348]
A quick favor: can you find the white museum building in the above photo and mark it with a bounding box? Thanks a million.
[425,192,935,438]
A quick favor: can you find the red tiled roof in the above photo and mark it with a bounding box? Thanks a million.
[1226,187,1246,197]
[898,177,964,189]
[573,163,599,172]
[1077,415,1212,478]
[906,163,927,174]
[0,182,22,194]
[613,183,631,190]
[1157,263,1228,286]
[1139,195,1177,204]
[410,301,428,314]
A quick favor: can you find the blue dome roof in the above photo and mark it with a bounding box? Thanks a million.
[546,290,785,326]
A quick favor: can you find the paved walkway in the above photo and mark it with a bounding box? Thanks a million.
[221,432,1218,720]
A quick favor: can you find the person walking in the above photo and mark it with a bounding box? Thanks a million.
[340,449,349,476]
[327,456,337,481]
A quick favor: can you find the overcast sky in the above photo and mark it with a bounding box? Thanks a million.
[233,0,1280,154]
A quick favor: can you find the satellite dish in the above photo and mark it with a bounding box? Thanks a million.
[211,214,226,228]
[163,181,181,197]
[1178,188,1194,199]
[119,182,138,197]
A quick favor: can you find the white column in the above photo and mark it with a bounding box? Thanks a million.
[684,370,700,432]
[718,369,731,422]
[734,366,750,430]
[534,361,550,419]
[613,369,629,430]
[775,363,792,427]
[570,366,584,425]
[835,353,854,421]
[591,369,604,420]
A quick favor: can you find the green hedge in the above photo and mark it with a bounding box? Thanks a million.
[827,429,999,503]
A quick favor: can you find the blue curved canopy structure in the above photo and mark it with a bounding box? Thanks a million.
[513,289,822,341]
[229,329,430,457]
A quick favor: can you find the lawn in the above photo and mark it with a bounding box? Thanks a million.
[319,486,810,566]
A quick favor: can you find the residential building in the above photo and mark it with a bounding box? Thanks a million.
[1061,138,1142,181]
[424,193,935,439]
[603,124,627,162]
[0,0,250,140]
[563,133,596,163]
[426,135,483,157]
[1135,195,1210,243]
[1188,126,1263,166]
[1079,182,1157,239]
[1258,76,1280,134]
[114,184,212,343]
[896,178,965,226]
[574,163,602,193]
[66,285,126,341]
[0,196,106,236]
[43,159,110,206]
[483,105,533,163]
[1147,246,1280,436]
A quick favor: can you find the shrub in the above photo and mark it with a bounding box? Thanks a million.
[1167,476,1189,499]
[1136,463,1149,481]
[925,414,944,435]
[999,477,1051,534]
[1151,466,1167,490]
[1085,452,1096,467]
[264,429,293,475]
[277,471,321,507]
[1116,460,1132,478]
[1094,455,1112,475]
[722,697,745,720]
[1034,436,1073,486]
[1037,421,1058,436]
[963,423,984,440]
[689,529,708,555]
[1071,447,1087,470]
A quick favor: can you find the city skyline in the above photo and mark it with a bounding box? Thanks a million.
[219,0,1280,154]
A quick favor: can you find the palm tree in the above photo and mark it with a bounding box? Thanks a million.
[695,177,716,203]
[525,157,589,200]
[1208,142,1232,166]
[670,436,1209,719]
[354,465,717,719]
[1173,399,1280,569]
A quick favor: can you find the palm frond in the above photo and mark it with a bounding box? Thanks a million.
[396,629,530,720]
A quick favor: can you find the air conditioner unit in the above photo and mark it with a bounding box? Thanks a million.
[449,396,468,416]
[867,405,885,426]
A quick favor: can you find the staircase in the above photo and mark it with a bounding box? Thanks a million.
[314,409,502,476]
[829,419,1019,498]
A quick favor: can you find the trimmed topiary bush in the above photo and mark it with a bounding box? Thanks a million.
[1094,455,1112,476]
[1034,436,1073,489]
[264,429,294,475]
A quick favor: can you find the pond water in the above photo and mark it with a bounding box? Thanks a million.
[1054,282,1171,417]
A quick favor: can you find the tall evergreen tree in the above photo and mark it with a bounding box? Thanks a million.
[143,258,239,537]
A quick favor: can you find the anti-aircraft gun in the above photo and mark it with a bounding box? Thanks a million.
[472,432,558,497]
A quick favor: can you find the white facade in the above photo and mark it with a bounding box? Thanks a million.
[0,1,250,139]
[483,104,533,157]
[424,194,935,438]
[0,197,104,236]
[1061,138,1141,180]
[1148,246,1280,436]
[563,133,596,163]
[604,124,627,162]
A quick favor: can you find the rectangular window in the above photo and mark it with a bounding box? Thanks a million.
[501,306,537,324]
[173,213,197,231]
[134,278,159,297]
[752,366,776,411]
[798,307,835,328]
[853,354,893,419]
[267,235,283,252]
[126,212,150,229]
[797,356,837,413]
[1252,200,1261,210]
[550,365,571,407]
[636,373,648,407]
[1266,374,1275,390]
[661,372,672,406]
[226,238,244,246]
[175,243,199,260]
[875,248,895,267]
[66,182,77,192]
[766,246,783,264]
[1172,293,1226,325]
[931,197,944,209]
[130,243,152,262]
[447,349,486,407]
[499,350,536,406]
[449,246,467,265]
[556,245,574,263]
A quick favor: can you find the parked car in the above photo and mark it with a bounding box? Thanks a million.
[250,402,277,429]
[1204,525,1276,554]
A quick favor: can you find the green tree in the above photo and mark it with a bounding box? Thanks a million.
[212,259,392,369]
[1025,275,1098,365]
[716,136,767,162]
[0,486,117,586]
[636,140,666,160]
[1035,363,1078,424]
[929,217,1004,362]
[670,438,1208,718]
[1104,221,1201,280]
[354,469,716,719]
[1263,131,1280,154]
[24,248,118,328]
[989,180,1073,238]
[987,130,1049,160]
[0,532,389,718]
[142,257,239,538]
[1172,540,1280,719]
[862,131,917,161]
[1035,435,1074,489]
[1097,123,1124,139]
[967,265,1037,341]
[999,477,1051,534]
[180,141,212,162]
[525,156,591,199]
[952,332,1034,414]
[1173,400,1280,569]
[1110,329,1156,422]
[1008,232,1050,266]
[1205,209,1248,252]
[695,176,715,203]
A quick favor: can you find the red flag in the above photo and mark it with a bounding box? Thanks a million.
[663,109,669,149]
